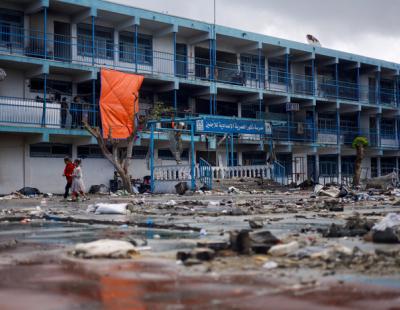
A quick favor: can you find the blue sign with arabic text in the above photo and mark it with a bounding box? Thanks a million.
[196,117,271,135]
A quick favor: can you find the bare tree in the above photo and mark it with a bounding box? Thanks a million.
[352,136,368,187]
[83,100,173,193]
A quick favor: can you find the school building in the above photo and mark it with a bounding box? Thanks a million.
[0,0,399,194]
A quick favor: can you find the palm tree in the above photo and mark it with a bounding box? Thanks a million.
[352,136,368,186]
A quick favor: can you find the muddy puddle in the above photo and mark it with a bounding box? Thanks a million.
[0,221,200,246]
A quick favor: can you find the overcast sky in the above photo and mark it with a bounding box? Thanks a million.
[110,0,400,63]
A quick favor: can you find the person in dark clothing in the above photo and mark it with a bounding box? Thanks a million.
[60,97,68,128]
[71,96,82,128]
[62,157,75,200]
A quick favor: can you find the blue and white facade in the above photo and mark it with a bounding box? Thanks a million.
[0,0,399,193]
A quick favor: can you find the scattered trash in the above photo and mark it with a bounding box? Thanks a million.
[88,184,109,195]
[228,186,241,194]
[370,213,400,243]
[175,182,188,195]
[208,201,220,207]
[200,228,207,236]
[17,187,40,196]
[366,172,397,190]
[268,241,299,257]
[87,203,129,215]
[164,200,177,207]
[263,261,278,269]
[249,219,264,229]
[71,239,140,259]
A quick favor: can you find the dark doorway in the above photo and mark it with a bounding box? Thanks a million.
[54,21,71,61]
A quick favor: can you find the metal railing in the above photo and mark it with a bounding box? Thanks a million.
[198,157,213,189]
[0,25,399,106]
[0,96,98,129]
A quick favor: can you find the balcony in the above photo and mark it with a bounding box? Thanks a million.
[0,96,98,130]
[0,25,399,107]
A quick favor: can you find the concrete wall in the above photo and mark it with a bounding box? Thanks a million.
[0,134,24,194]
[0,69,25,98]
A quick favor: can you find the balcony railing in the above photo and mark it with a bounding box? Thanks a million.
[0,95,398,149]
[0,26,399,106]
[0,96,98,129]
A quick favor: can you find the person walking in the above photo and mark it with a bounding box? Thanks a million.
[71,159,87,201]
[62,157,75,200]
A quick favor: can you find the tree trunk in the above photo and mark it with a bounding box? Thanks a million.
[353,145,364,186]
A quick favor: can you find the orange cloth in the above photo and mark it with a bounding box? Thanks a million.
[99,68,144,139]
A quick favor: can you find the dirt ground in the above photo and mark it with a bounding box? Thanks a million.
[1,189,400,309]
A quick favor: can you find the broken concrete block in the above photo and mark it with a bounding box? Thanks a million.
[71,239,139,259]
[268,241,299,257]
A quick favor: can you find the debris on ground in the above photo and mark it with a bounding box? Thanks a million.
[71,239,140,258]
[89,184,110,195]
[365,172,397,190]
[17,187,41,196]
[175,182,188,195]
[369,213,400,243]
[323,213,374,238]
[87,203,132,215]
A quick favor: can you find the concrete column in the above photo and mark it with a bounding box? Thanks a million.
[237,102,242,117]
[114,29,119,65]
[337,154,342,183]
[377,157,381,177]
[377,113,382,148]
[238,150,243,166]
[23,139,31,187]
[315,154,320,183]
[71,23,78,61]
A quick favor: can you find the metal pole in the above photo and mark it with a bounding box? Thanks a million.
[335,62,339,99]
[92,78,96,126]
[285,53,289,93]
[311,58,315,96]
[43,7,47,59]
[258,47,262,89]
[41,74,47,126]
[336,108,340,146]
[134,24,138,73]
[225,135,229,166]
[190,122,196,190]
[173,31,177,76]
[174,88,177,113]
[356,66,360,101]
[91,15,95,66]
[230,133,234,167]
[377,70,381,105]
[150,123,155,192]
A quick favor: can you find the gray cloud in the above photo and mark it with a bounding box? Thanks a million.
[110,0,400,63]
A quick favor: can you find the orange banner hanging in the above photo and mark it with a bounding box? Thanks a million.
[99,68,144,139]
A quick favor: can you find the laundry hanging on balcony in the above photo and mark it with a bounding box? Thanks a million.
[99,68,144,139]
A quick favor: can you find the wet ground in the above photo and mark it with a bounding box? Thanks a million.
[1,190,400,309]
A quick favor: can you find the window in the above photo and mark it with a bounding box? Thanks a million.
[268,61,286,84]
[381,119,395,139]
[318,114,336,133]
[241,54,265,80]
[30,143,72,158]
[158,149,188,160]
[29,78,72,96]
[319,156,338,177]
[77,145,104,158]
[132,146,147,159]
[119,32,153,65]
[77,24,114,59]
[0,9,23,47]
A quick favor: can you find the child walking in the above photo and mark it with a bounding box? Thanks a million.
[71,159,87,201]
